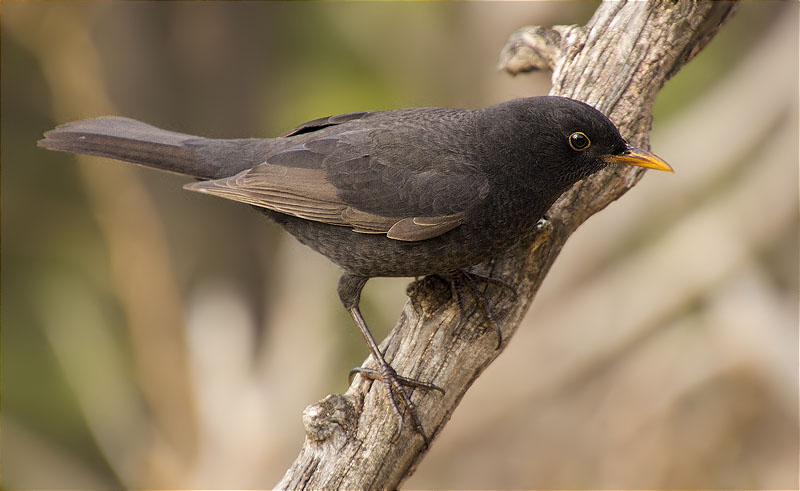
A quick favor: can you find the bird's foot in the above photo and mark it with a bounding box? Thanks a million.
[446,270,517,349]
[349,364,444,447]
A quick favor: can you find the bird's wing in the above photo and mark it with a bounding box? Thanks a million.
[184,126,489,242]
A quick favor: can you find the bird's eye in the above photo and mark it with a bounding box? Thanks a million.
[568,132,591,151]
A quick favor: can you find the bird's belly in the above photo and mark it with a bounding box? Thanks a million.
[266,209,538,278]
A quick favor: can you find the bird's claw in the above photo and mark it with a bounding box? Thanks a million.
[349,366,444,447]
[447,270,517,349]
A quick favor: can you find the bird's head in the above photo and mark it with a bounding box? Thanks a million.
[481,96,672,192]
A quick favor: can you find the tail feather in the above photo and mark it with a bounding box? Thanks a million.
[38,116,217,179]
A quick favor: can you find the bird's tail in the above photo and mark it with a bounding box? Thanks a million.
[38,116,218,179]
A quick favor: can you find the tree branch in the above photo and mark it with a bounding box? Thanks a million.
[277,1,737,489]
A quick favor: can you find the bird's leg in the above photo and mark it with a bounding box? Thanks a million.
[449,278,467,328]
[459,273,503,349]
[446,270,518,349]
[338,273,444,446]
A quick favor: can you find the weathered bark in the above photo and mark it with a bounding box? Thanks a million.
[277,1,737,489]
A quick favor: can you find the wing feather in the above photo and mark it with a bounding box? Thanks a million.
[386,214,464,241]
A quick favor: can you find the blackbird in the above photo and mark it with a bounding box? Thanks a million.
[39,96,672,442]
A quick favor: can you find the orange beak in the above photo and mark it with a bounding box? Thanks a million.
[603,144,674,172]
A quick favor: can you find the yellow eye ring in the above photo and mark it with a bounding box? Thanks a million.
[569,131,591,151]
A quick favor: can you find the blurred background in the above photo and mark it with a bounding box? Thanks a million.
[1,2,797,489]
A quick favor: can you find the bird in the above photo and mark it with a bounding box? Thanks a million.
[38,95,672,444]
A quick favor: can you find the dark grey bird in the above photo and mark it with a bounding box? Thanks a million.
[39,96,672,443]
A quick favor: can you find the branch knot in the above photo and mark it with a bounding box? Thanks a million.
[302,394,359,444]
[497,25,580,75]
